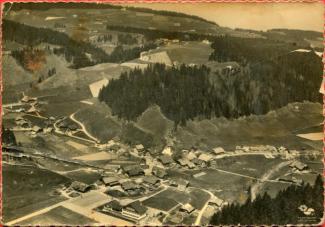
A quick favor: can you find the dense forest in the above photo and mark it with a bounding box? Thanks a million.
[3,20,110,68]
[210,175,324,225]
[98,49,322,126]
[208,35,305,63]
[99,64,213,126]
[107,43,157,63]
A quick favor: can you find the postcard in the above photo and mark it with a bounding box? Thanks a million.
[2,1,324,225]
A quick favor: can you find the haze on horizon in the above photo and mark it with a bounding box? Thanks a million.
[125,2,323,32]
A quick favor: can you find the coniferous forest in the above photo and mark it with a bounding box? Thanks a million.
[210,175,324,225]
[98,47,322,126]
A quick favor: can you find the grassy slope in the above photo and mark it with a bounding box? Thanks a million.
[174,102,322,151]
[3,164,70,222]
[136,105,173,145]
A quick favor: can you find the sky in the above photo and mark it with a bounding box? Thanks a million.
[126,2,323,32]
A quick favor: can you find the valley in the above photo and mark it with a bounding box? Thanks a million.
[2,2,324,226]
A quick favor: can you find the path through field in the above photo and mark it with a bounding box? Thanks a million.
[250,161,292,201]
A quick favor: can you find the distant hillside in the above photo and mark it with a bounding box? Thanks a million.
[6,2,218,26]
[3,20,110,68]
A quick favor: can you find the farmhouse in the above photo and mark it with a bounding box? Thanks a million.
[177,179,189,191]
[289,161,308,171]
[102,176,120,186]
[70,181,91,193]
[198,153,213,163]
[122,200,148,221]
[208,196,224,207]
[158,155,174,166]
[180,203,195,214]
[103,200,123,212]
[143,176,160,187]
[213,147,225,155]
[162,146,173,156]
[186,151,197,161]
[152,166,167,179]
[122,165,145,177]
[89,78,109,97]
[121,181,139,191]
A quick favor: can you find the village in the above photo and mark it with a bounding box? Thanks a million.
[3,93,320,225]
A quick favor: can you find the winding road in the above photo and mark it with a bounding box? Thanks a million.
[70,112,100,143]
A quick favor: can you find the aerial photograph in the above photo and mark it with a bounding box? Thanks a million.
[2,2,324,225]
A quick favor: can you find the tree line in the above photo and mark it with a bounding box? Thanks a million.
[8,2,217,25]
[106,43,157,63]
[98,50,322,126]
[106,25,217,41]
[210,175,324,225]
[3,20,110,68]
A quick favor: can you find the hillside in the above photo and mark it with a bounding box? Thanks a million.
[174,102,322,151]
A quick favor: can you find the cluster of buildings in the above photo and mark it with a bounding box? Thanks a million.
[14,116,54,135]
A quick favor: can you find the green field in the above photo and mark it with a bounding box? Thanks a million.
[3,164,70,222]
[17,206,97,225]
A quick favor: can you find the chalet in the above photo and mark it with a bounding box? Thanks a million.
[122,165,145,177]
[186,161,196,169]
[70,181,91,193]
[32,125,42,133]
[177,179,189,191]
[186,151,197,161]
[103,200,123,212]
[177,158,188,167]
[180,203,195,214]
[122,200,148,221]
[121,181,139,192]
[152,166,167,179]
[213,147,225,155]
[158,155,174,166]
[198,153,213,163]
[102,176,120,186]
[162,146,173,156]
[289,161,308,171]
[208,196,224,207]
[135,144,145,152]
[143,176,160,187]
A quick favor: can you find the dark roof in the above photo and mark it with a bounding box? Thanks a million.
[105,200,123,211]
[70,181,90,192]
[121,181,138,191]
[143,176,160,185]
[124,200,147,215]
[122,165,144,177]
[159,155,173,165]
[152,166,167,178]
[102,177,119,185]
